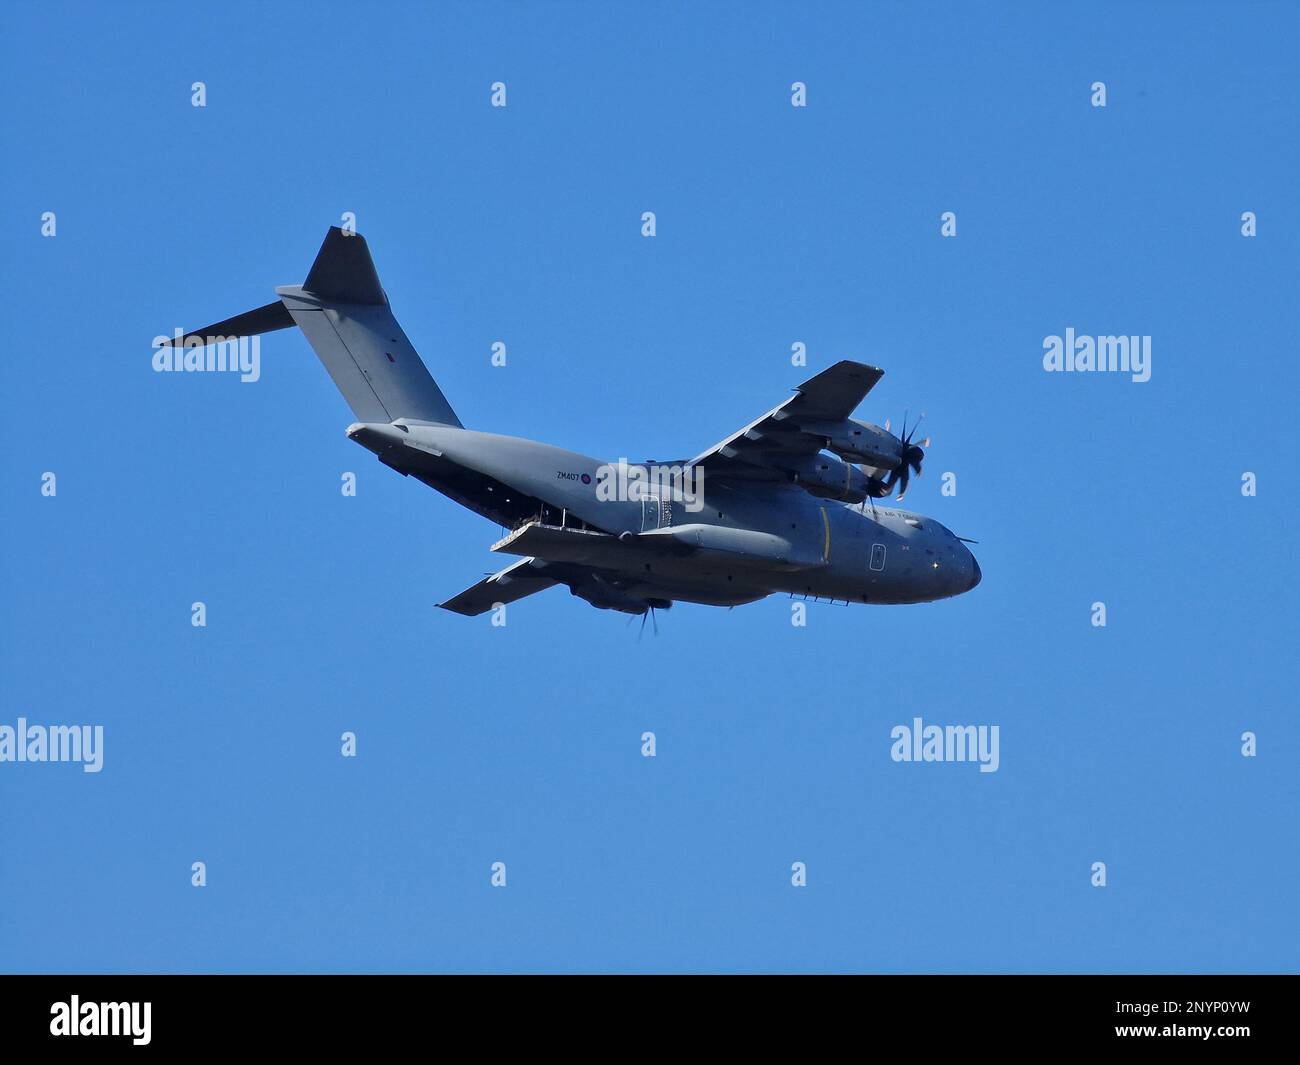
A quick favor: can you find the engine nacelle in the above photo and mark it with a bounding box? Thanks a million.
[802,419,904,469]
[779,453,873,503]
[569,576,670,615]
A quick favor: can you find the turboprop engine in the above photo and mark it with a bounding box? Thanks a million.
[801,416,927,500]
[569,575,672,615]
[802,419,903,467]
[775,453,874,503]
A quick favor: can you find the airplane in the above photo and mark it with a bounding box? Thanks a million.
[164,227,981,618]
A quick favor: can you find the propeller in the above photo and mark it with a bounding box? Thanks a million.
[884,412,927,501]
[859,466,879,515]
[639,604,660,639]
[627,602,662,638]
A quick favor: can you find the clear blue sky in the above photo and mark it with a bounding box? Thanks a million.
[2,1,1296,973]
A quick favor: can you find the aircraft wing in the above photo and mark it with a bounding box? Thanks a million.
[437,557,558,616]
[687,360,884,474]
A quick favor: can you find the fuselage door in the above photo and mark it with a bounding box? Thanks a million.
[869,543,887,571]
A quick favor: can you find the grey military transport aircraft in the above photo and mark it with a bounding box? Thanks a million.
[166,228,980,617]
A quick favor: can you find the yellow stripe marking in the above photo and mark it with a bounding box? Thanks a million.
[820,507,831,562]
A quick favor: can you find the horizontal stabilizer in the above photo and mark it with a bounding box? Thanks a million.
[160,301,294,347]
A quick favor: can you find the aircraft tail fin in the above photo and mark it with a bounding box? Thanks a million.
[166,227,462,427]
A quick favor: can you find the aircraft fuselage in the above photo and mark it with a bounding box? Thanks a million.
[347,421,981,608]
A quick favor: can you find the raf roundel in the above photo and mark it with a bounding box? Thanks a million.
[581,473,591,485]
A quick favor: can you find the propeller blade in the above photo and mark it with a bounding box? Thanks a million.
[881,411,928,499]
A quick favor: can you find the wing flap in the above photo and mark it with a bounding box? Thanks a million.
[689,360,884,472]
[437,557,558,616]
